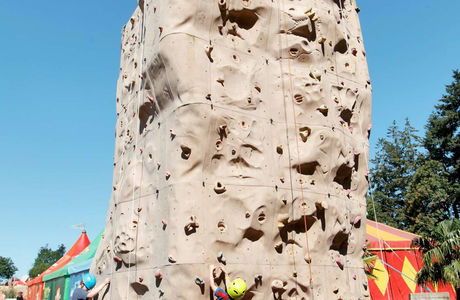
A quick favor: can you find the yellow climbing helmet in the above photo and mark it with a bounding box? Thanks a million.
[227,278,247,299]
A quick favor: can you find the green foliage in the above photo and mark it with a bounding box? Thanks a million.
[411,219,460,289]
[28,244,66,278]
[0,256,17,279]
[423,70,460,219]
[362,244,378,280]
[405,160,452,236]
[367,119,422,230]
[369,70,459,236]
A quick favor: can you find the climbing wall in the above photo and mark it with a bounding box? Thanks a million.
[91,0,372,299]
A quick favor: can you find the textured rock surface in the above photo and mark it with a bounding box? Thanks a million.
[91,0,372,299]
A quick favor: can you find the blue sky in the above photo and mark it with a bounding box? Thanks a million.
[0,0,458,277]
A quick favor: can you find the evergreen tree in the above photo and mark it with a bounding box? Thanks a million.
[28,244,66,278]
[0,256,17,279]
[423,70,460,219]
[367,119,421,230]
[405,159,452,236]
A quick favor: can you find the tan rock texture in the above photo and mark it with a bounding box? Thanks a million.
[91,0,372,299]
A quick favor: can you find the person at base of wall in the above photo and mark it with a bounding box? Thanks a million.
[16,291,24,300]
[209,264,247,300]
[72,274,110,300]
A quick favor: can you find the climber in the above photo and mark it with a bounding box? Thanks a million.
[209,264,247,300]
[71,274,110,300]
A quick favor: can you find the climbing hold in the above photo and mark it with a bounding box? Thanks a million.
[276,145,283,154]
[162,219,168,229]
[304,255,312,264]
[195,277,204,286]
[168,255,176,263]
[147,95,155,103]
[353,216,361,226]
[351,48,357,56]
[277,214,289,229]
[355,7,361,13]
[217,251,227,264]
[215,140,223,150]
[299,127,311,142]
[214,182,226,194]
[217,221,226,232]
[271,280,285,291]
[254,274,262,282]
[353,274,357,280]
[155,269,163,280]
[169,129,176,138]
[336,257,344,269]
[113,256,122,263]
[184,216,199,234]
[309,69,322,80]
[165,172,171,180]
[353,88,359,93]
[205,45,214,63]
[157,162,161,169]
[181,145,192,160]
[139,276,144,283]
[218,0,227,11]
[317,105,329,116]
[274,242,283,253]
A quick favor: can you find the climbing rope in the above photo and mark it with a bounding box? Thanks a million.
[125,3,147,299]
[279,0,314,287]
[369,181,392,300]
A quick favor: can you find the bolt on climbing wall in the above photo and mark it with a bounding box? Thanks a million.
[91,0,372,298]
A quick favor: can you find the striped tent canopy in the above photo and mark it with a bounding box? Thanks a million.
[26,231,90,300]
[366,220,457,299]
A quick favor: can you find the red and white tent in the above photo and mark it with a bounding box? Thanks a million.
[366,220,457,299]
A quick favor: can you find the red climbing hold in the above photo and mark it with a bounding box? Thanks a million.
[155,269,163,280]
[336,257,344,269]
[147,95,155,103]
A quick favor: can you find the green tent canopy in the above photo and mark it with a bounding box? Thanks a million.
[43,229,103,281]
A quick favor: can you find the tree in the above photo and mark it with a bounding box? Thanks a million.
[367,119,422,230]
[411,219,460,292]
[0,256,17,279]
[405,160,452,236]
[28,244,66,278]
[424,70,460,219]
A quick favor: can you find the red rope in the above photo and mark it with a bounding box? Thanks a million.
[280,0,314,285]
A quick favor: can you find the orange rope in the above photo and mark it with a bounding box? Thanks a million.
[280,0,313,285]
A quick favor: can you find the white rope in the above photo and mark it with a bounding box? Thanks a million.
[369,182,392,300]
[126,2,147,299]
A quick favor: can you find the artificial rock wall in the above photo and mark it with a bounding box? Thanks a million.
[92,0,372,299]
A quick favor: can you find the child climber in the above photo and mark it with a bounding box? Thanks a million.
[209,264,247,300]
